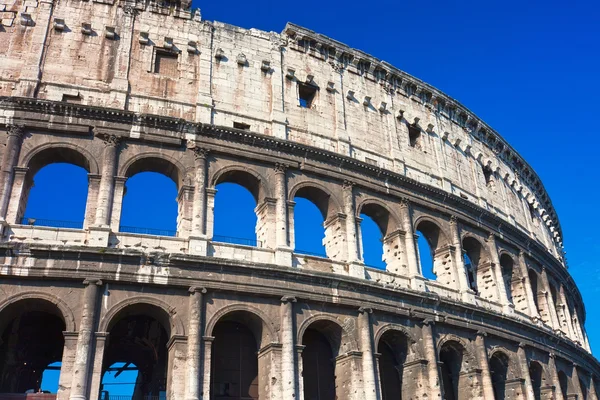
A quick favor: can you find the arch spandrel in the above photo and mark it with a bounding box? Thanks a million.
[0,291,77,332]
[297,313,359,356]
[98,296,185,338]
[21,142,100,177]
[373,323,423,361]
[355,197,403,237]
[288,179,343,220]
[209,163,272,203]
[204,303,278,347]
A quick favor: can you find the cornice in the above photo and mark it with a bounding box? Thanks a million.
[282,22,562,248]
[0,97,579,308]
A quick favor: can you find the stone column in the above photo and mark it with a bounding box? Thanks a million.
[190,146,208,238]
[358,307,378,400]
[5,166,28,224]
[399,198,423,289]
[275,164,292,266]
[540,268,560,331]
[343,181,359,262]
[421,319,442,399]
[518,250,540,320]
[475,332,495,400]
[487,233,512,312]
[201,336,215,400]
[70,279,102,400]
[517,344,535,400]
[88,332,109,400]
[57,332,79,400]
[280,296,297,399]
[94,134,120,227]
[548,353,562,400]
[109,177,128,232]
[343,180,364,278]
[590,376,599,400]
[296,345,306,400]
[0,124,25,220]
[572,364,586,400]
[450,216,472,300]
[185,287,206,400]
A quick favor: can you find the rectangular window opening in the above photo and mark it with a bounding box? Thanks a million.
[233,122,251,130]
[408,125,421,149]
[154,50,179,77]
[298,83,317,108]
[61,94,81,103]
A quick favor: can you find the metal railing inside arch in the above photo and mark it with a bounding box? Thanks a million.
[212,235,262,247]
[19,217,83,229]
[119,226,177,237]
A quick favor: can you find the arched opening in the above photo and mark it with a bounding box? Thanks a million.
[499,254,515,305]
[377,330,409,400]
[415,220,448,281]
[528,270,541,313]
[359,214,384,269]
[489,352,509,400]
[579,376,589,400]
[0,299,66,394]
[359,203,401,272]
[462,237,485,295]
[439,341,465,400]
[121,157,181,236]
[302,329,336,400]
[558,370,569,400]
[528,361,543,400]
[100,362,139,399]
[301,319,349,400]
[214,183,258,246]
[101,304,170,399]
[211,310,269,400]
[21,147,92,229]
[293,186,335,258]
[213,170,263,247]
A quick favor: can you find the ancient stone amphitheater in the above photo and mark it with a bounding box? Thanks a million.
[0,1,597,400]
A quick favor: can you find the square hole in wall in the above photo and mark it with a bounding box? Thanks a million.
[298,83,317,108]
[61,94,81,104]
[233,122,250,130]
[154,50,179,77]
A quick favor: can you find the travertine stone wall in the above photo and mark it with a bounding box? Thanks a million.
[0,2,595,400]
[0,0,563,262]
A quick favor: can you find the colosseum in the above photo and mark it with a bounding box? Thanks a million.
[0,1,597,400]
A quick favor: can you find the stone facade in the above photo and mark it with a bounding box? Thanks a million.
[0,1,596,400]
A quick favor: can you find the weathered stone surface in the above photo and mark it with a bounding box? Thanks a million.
[0,1,596,400]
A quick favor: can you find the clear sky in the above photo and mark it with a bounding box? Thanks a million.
[27,0,600,392]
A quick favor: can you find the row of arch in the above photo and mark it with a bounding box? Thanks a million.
[1,140,587,348]
[0,292,596,400]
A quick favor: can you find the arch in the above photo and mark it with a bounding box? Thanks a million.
[374,324,422,360]
[437,335,476,368]
[98,296,185,338]
[119,153,186,190]
[414,216,450,249]
[21,142,99,176]
[439,339,467,400]
[297,314,359,355]
[558,370,570,400]
[462,235,493,296]
[499,253,516,304]
[355,198,402,236]
[289,180,342,220]
[210,164,271,202]
[0,295,68,394]
[205,303,277,346]
[528,360,544,400]
[489,350,510,400]
[0,291,76,332]
[378,328,411,400]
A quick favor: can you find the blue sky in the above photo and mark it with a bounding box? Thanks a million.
[29,0,600,392]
